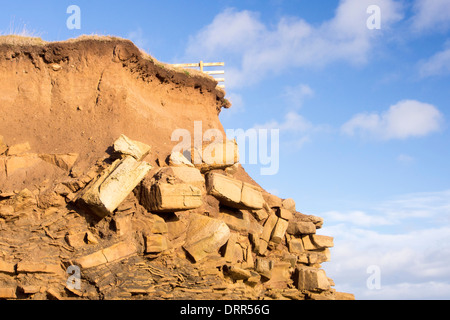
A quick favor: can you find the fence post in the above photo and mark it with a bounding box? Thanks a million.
[199,61,204,72]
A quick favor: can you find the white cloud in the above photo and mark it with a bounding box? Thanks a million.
[282,84,314,109]
[185,0,403,88]
[341,100,444,140]
[320,190,450,299]
[411,0,450,32]
[253,111,314,133]
[419,47,450,77]
[253,112,318,149]
[321,210,393,227]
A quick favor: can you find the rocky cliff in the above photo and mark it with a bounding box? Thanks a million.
[0,35,354,300]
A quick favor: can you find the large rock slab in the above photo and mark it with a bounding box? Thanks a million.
[192,139,239,172]
[140,181,202,213]
[296,267,331,291]
[77,156,152,218]
[113,134,151,160]
[206,173,264,210]
[75,241,137,269]
[183,214,231,262]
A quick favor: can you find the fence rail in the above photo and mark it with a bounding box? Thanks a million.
[172,61,225,88]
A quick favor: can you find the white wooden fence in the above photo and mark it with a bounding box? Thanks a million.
[171,61,225,88]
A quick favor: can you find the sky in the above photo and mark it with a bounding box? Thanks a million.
[1,0,449,300]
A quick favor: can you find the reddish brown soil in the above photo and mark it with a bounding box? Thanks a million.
[0,36,238,192]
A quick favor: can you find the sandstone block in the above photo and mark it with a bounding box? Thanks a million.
[288,238,305,254]
[296,267,331,291]
[145,234,169,253]
[269,262,291,286]
[75,241,137,269]
[218,208,250,233]
[16,262,62,275]
[183,214,230,262]
[168,151,194,167]
[141,182,202,212]
[7,142,30,156]
[113,215,132,237]
[113,134,151,160]
[77,156,152,218]
[271,218,289,244]
[282,198,296,212]
[5,154,44,176]
[277,208,293,221]
[224,232,239,263]
[240,183,264,210]
[228,266,252,281]
[65,232,87,248]
[39,153,79,171]
[206,173,264,210]
[255,257,272,279]
[163,166,205,189]
[287,221,316,236]
[301,235,316,251]
[261,213,278,243]
[0,260,15,274]
[335,292,356,300]
[0,287,17,299]
[192,139,239,171]
[263,192,283,208]
[311,235,334,248]
[206,173,242,206]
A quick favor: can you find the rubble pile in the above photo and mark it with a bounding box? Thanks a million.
[0,134,353,300]
[0,36,354,300]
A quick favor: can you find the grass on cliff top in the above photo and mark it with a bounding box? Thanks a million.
[0,34,224,94]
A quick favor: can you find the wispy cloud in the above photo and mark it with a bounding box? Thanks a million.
[419,47,450,78]
[282,84,314,109]
[411,0,450,33]
[185,0,403,88]
[320,189,450,299]
[341,100,444,140]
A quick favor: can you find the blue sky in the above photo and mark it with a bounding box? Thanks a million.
[2,0,450,299]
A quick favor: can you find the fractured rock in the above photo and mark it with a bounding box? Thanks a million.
[206,173,263,210]
[310,235,334,249]
[7,142,31,156]
[288,238,305,254]
[282,198,296,212]
[227,266,252,281]
[75,241,137,269]
[192,139,239,172]
[16,262,63,275]
[0,260,15,274]
[296,267,331,292]
[183,214,230,262]
[287,221,316,236]
[39,153,79,171]
[157,166,205,190]
[140,181,202,213]
[0,287,17,299]
[271,218,289,244]
[113,134,151,160]
[77,156,152,218]
[168,151,194,167]
[145,234,169,253]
